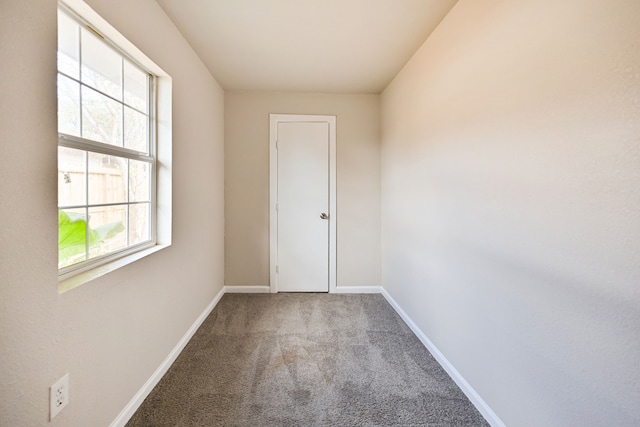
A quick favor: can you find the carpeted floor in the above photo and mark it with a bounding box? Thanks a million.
[127,294,489,426]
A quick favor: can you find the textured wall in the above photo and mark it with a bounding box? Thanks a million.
[225,92,381,289]
[0,0,225,425]
[381,0,640,426]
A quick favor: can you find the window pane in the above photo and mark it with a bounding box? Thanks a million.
[58,11,79,79]
[88,205,127,258]
[58,147,86,207]
[81,28,122,100]
[124,107,148,153]
[129,203,150,245]
[58,75,80,137]
[57,7,157,273]
[124,60,148,113]
[59,208,88,268]
[129,160,150,202]
[88,153,128,205]
[82,86,123,147]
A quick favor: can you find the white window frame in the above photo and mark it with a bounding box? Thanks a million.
[58,0,172,293]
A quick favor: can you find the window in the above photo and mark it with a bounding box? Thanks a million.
[57,5,157,277]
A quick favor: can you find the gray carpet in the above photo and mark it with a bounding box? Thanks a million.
[127,294,489,426]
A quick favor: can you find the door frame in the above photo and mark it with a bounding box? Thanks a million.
[269,114,337,293]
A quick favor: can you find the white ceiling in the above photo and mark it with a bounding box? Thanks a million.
[155,0,458,93]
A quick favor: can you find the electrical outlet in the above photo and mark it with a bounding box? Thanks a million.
[50,373,69,420]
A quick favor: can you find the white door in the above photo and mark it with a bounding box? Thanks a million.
[270,115,336,292]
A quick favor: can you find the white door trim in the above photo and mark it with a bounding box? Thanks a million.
[269,114,337,293]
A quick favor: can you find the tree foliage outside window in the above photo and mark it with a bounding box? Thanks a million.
[57,7,155,272]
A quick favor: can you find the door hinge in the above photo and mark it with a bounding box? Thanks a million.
[276,265,279,274]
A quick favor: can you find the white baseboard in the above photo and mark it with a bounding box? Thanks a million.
[380,288,506,427]
[333,286,383,294]
[223,285,383,294]
[224,285,270,293]
[110,286,226,427]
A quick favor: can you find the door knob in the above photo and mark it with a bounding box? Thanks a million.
[320,213,329,220]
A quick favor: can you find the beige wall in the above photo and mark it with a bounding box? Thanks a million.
[381,0,640,426]
[0,0,225,425]
[225,92,380,288]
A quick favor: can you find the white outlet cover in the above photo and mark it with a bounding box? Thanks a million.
[50,373,69,420]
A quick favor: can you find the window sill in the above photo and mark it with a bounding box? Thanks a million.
[58,243,170,294]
